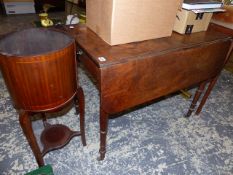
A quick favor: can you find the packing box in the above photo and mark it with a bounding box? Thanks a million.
[4,1,35,14]
[86,0,182,45]
[173,9,213,34]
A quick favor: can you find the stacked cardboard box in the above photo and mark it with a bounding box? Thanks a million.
[173,0,224,34]
[174,9,213,34]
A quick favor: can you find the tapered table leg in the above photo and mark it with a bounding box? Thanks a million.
[195,77,218,115]
[19,111,44,167]
[98,108,109,161]
[75,87,86,146]
[185,81,207,117]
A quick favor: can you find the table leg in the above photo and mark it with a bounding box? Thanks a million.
[75,87,86,146]
[195,42,232,115]
[195,77,218,115]
[98,108,109,161]
[185,81,207,117]
[19,111,44,167]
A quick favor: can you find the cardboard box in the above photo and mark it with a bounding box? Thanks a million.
[173,9,213,34]
[86,0,182,45]
[4,2,35,14]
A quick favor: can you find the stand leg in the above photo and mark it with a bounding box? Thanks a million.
[75,87,86,146]
[41,113,48,127]
[98,108,108,161]
[195,77,218,115]
[19,111,44,167]
[185,81,206,117]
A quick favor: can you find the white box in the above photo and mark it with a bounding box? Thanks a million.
[4,2,35,15]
